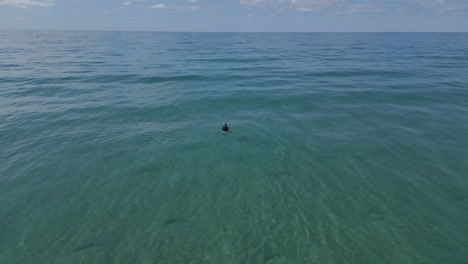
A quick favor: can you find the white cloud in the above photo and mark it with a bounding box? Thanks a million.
[294,0,345,12]
[151,3,166,9]
[123,1,132,6]
[240,0,468,14]
[240,0,264,6]
[186,0,197,2]
[0,0,55,8]
[240,0,345,12]
[342,3,385,14]
[419,0,468,13]
[176,5,199,11]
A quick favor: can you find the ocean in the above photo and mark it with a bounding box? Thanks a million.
[1,31,467,263]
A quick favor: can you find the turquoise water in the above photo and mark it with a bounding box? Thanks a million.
[1,31,468,263]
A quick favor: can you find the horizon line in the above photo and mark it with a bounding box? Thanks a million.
[1,29,468,34]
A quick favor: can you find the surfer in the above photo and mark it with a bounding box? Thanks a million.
[222,123,230,133]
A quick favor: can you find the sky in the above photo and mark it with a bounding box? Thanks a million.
[0,0,467,32]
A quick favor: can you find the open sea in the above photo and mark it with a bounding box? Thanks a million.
[1,31,468,264]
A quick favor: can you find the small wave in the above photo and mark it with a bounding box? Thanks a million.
[186,57,281,63]
[73,61,108,65]
[417,55,467,60]
[304,70,417,78]
[132,75,211,84]
[2,74,213,85]
[0,64,22,68]
[2,76,85,85]
[82,74,139,83]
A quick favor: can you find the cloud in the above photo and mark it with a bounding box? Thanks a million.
[176,5,199,11]
[149,3,199,11]
[123,1,132,6]
[294,0,345,12]
[240,0,264,6]
[341,3,386,14]
[151,3,166,9]
[186,0,197,2]
[240,0,345,12]
[239,0,468,14]
[419,0,468,13]
[0,0,55,8]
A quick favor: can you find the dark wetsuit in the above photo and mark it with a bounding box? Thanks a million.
[222,124,229,132]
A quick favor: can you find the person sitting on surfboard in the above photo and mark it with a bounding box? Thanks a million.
[222,123,229,133]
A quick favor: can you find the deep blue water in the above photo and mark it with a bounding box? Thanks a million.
[1,31,468,263]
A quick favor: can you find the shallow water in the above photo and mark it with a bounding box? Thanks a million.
[1,31,468,263]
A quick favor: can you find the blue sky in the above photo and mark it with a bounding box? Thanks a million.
[1,0,467,32]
